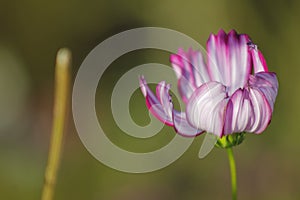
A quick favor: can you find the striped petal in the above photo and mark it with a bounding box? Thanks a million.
[139,76,203,136]
[140,30,278,138]
[247,88,272,133]
[207,30,251,95]
[139,76,173,125]
[224,87,272,135]
[170,48,210,103]
[173,110,204,137]
[206,30,228,85]
[227,30,251,94]
[177,75,195,104]
[223,89,254,135]
[186,81,228,137]
[251,48,268,72]
[249,72,278,111]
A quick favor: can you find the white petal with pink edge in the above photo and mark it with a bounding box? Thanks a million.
[170,48,211,103]
[139,76,173,125]
[223,89,254,135]
[186,81,228,137]
[207,30,252,95]
[251,49,269,73]
[139,76,203,136]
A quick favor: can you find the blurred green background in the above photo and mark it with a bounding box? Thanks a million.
[0,0,299,199]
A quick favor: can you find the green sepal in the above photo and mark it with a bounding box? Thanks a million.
[215,132,245,149]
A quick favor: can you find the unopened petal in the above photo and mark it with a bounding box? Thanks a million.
[206,30,228,85]
[227,31,251,94]
[207,29,252,94]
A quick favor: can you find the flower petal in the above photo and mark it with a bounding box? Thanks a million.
[223,89,254,134]
[249,72,278,111]
[189,49,211,86]
[156,80,173,119]
[250,48,268,73]
[139,76,173,125]
[207,30,251,94]
[177,75,195,104]
[139,76,203,136]
[206,30,228,85]
[247,88,272,133]
[170,48,210,102]
[173,110,204,137]
[227,30,251,94]
[224,86,273,135]
[186,81,228,137]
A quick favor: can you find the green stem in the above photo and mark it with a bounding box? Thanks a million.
[227,147,237,200]
[41,49,71,200]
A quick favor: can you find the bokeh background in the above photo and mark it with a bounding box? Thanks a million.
[0,0,299,199]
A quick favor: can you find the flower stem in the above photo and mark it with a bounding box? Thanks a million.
[227,147,237,200]
[41,49,71,200]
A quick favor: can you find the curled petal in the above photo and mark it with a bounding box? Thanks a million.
[140,76,203,136]
[173,110,204,137]
[249,72,278,111]
[186,81,228,137]
[139,76,173,125]
[156,81,173,118]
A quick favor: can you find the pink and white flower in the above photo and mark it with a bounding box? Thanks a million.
[139,30,278,137]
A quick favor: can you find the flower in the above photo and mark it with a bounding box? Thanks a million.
[139,29,278,138]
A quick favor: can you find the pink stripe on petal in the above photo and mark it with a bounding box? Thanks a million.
[206,30,228,85]
[251,49,269,73]
[216,30,230,86]
[227,32,252,94]
[186,81,228,137]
